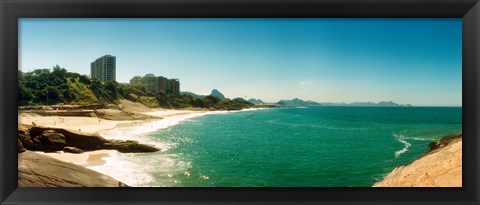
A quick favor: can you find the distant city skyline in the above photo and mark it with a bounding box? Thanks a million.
[19,18,462,106]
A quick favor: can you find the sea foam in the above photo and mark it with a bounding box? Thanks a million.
[99,108,265,145]
[86,151,156,186]
[92,108,267,186]
[99,112,214,150]
[86,151,192,187]
[393,134,411,158]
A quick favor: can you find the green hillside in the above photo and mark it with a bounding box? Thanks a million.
[18,66,254,110]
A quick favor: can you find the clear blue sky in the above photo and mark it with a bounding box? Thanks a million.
[19,18,462,106]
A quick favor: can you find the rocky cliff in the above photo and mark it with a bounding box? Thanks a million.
[373,134,462,187]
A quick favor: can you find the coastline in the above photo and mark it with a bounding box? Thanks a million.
[19,107,268,186]
[20,106,461,187]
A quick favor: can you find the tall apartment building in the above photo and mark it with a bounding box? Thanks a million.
[90,55,116,82]
[171,79,180,95]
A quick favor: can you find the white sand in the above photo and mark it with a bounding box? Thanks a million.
[18,109,204,134]
[19,114,130,134]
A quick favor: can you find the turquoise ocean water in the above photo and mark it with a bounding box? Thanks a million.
[96,106,462,187]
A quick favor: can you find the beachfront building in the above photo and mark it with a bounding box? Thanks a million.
[171,79,180,95]
[130,74,180,95]
[129,76,143,85]
[90,55,116,82]
[143,74,159,92]
[158,76,180,96]
[157,76,168,93]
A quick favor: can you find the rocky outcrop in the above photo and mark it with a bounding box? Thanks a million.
[18,151,128,187]
[29,126,105,150]
[103,140,159,153]
[427,133,462,152]
[18,125,34,149]
[373,134,462,187]
[32,130,66,151]
[19,125,159,153]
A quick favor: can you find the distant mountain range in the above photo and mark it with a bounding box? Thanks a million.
[181,90,265,105]
[180,91,411,107]
[247,98,265,105]
[275,99,411,107]
[276,98,320,107]
[180,89,225,100]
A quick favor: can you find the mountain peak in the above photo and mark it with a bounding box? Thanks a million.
[211,89,225,100]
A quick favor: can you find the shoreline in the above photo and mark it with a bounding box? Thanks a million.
[19,107,461,187]
[19,107,268,135]
[19,107,269,185]
[18,108,206,135]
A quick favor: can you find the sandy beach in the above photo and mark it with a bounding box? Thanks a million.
[19,109,203,134]
[19,114,130,134]
[20,109,206,168]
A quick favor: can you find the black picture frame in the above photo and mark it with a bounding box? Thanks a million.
[1,0,479,204]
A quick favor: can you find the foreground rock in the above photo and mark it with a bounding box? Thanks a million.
[18,125,34,149]
[373,134,462,187]
[18,151,128,187]
[19,125,159,153]
[32,130,66,151]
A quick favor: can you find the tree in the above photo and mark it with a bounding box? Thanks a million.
[52,65,67,79]
[18,84,34,105]
[44,86,62,105]
[78,75,91,85]
[192,98,206,107]
[155,91,168,107]
[104,80,118,100]
[62,89,74,102]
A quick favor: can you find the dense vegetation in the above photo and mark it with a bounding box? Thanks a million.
[18,66,254,110]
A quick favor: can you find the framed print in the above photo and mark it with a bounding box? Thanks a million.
[1,0,479,204]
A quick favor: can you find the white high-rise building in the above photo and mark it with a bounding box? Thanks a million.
[90,55,116,82]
